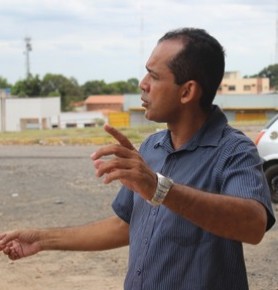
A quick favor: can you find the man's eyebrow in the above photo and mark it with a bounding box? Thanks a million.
[145,66,152,72]
[146,66,158,76]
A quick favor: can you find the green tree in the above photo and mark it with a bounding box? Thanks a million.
[0,76,12,89]
[106,81,127,94]
[82,80,107,97]
[252,64,278,91]
[11,75,41,97]
[107,79,140,94]
[41,74,83,111]
[127,78,140,93]
[82,78,140,97]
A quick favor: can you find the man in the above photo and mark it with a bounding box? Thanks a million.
[0,28,275,289]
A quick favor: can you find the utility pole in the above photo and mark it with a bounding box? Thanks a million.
[24,37,32,79]
[0,90,6,132]
[276,0,278,64]
[139,0,145,79]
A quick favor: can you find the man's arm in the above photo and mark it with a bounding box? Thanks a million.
[163,184,267,245]
[92,125,269,245]
[0,215,129,260]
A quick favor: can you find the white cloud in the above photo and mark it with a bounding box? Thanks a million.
[0,0,277,84]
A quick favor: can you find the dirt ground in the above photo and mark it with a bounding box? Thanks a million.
[0,126,277,290]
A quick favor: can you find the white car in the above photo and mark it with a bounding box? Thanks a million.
[255,114,278,203]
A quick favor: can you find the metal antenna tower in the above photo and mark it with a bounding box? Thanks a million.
[276,0,278,64]
[24,37,32,79]
[139,0,145,79]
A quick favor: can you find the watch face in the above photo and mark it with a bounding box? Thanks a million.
[157,173,174,189]
[150,173,173,206]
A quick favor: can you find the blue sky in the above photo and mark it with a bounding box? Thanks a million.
[0,0,277,85]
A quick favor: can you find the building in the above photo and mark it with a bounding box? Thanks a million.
[215,94,278,121]
[0,94,124,132]
[2,92,276,132]
[84,95,124,112]
[123,93,278,123]
[124,94,154,126]
[51,111,107,129]
[0,94,60,132]
[218,71,270,95]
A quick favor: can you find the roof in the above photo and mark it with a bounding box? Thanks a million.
[214,94,278,109]
[84,95,124,105]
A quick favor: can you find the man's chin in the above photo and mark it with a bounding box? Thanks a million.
[145,113,164,123]
[144,111,152,121]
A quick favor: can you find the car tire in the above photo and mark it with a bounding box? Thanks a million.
[265,164,278,204]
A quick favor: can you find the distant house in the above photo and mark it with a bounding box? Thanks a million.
[124,94,153,126]
[51,111,107,129]
[0,95,60,132]
[215,94,278,121]
[123,93,278,123]
[218,71,270,95]
[84,95,124,112]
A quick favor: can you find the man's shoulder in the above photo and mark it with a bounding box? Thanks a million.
[223,125,254,144]
[219,124,258,156]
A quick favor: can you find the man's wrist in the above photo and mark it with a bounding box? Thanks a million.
[148,173,174,206]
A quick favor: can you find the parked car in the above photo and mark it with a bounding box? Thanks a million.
[255,114,278,203]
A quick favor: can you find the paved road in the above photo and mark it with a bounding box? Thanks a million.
[0,145,277,290]
[0,145,119,229]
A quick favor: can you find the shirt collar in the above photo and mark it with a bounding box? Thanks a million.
[154,105,227,152]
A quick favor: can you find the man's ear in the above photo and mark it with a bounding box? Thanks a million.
[180,81,202,104]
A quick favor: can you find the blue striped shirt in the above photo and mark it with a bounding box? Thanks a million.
[112,105,275,290]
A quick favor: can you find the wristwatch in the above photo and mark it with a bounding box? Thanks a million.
[148,173,174,206]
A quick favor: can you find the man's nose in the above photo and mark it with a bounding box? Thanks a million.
[139,75,149,92]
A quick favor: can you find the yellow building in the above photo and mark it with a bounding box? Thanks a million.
[218,71,270,95]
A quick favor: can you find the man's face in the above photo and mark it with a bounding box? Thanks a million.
[139,39,184,123]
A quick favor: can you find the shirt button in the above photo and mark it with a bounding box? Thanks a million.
[152,208,157,215]
[137,268,142,276]
[144,238,148,245]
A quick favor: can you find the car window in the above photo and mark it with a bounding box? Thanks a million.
[265,114,278,129]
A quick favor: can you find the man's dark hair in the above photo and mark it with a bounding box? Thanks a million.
[158,28,225,110]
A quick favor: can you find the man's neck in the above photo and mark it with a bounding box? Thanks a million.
[167,109,210,150]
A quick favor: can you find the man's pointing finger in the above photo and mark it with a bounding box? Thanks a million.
[104,124,135,150]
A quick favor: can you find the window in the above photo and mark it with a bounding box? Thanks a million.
[228,85,236,91]
[84,123,95,127]
[243,85,251,91]
[66,123,77,128]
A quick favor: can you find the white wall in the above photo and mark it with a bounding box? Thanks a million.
[3,97,60,131]
[52,111,107,129]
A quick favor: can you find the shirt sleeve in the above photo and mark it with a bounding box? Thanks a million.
[112,185,134,224]
[217,138,276,231]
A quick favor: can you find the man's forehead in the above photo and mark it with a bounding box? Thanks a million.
[147,39,183,66]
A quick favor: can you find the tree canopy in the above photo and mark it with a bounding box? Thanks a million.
[3,62,278,112]
[2,74,140,111]
[41,74,83,111]
[0,76,12,89]
[254,64,278,91]
[11,75,41,97]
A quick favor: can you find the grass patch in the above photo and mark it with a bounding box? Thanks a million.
[0,125,167,145]
[0,121,262,146]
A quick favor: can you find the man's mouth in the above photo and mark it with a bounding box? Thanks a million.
[141,97,148,108]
